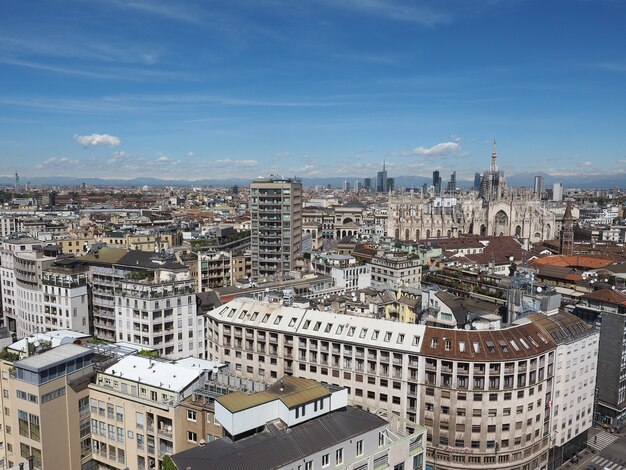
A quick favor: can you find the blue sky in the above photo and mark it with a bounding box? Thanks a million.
[1,0,626,183]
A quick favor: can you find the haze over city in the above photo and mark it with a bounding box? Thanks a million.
[1,0,626,184]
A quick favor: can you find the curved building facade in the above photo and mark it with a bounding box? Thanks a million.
[204,298,595,470]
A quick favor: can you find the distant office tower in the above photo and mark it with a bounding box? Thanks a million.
[377,161,388,192]
[534,176,544,198]
[422,183,428,195]
[250,177,302,279]
[553,182,563,202]
[559,201,574,255]
[387,177,394,191]
[447,171,456,192]
[432,170,441,195]
[342,180,351,192]
[474,172,481,190]
[363,177,372,192]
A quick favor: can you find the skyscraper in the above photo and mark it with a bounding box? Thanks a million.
[250,177,302,279]
[432,170,441,196]
[447,171,456,192]
[553,182,563,202]
[376,160,388,192]
[363,177,372,192]
[474,172,481,190]
[534,176,544,198]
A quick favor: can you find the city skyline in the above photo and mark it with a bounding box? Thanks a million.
[1,1,626,182]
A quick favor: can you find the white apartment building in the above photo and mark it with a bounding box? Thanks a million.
[310,253,371,291]
[526,314,599,468]
[368,253,421,289]
[204,298,596,470]
[114,278,204,359]
[41,259,90,334]
[1,239,90,337]
[1,240,58,337]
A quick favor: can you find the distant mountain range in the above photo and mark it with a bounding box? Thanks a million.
[0,172,623,189]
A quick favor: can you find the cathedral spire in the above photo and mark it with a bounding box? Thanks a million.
[491,138,498,174]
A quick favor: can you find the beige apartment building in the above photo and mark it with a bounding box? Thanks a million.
[101,232,180,252]
[88,355,225,470]
[204,298,598,470]
[0,344,94,470]
[250,177,302,280]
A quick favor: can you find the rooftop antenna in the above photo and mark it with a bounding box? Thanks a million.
[14,171,19,196]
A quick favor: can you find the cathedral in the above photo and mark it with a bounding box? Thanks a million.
[387,142,558,243]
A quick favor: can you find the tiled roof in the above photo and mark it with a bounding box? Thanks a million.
[421,322,554,361]
[530,255,615,269]
[581,289,626,305]
[527,311,594,344]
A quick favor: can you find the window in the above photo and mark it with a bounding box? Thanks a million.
[187,431,197,443]
[356,439,363,456]
[322,453,330,467]
[336,448,343,464]
[305,461,313,470]
[379,431,385,446]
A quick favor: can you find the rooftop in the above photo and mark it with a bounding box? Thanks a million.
[16,343,92,372]
[172,406,387,470]
[217,376,330,413]
[9,330,90,354]
[580,288,626,306]
[526,310,595,344]
[102,355,222,392]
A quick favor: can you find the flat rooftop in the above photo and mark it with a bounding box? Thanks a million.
[102,355,223,393]
[16,343,92,372]
[217,376,331,413]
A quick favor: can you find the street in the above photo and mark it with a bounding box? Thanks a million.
[562,429,626,470]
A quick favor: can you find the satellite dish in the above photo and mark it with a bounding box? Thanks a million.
[536,287,543,293]
[464,324,472,330]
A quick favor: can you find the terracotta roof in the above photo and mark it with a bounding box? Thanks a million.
[421,322,555,361]
[530,255,614,269]
[527,310,594,344]
[535,265,584,282]
[581,289,626,305]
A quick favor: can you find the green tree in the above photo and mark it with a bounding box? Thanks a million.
[162,454,178,470]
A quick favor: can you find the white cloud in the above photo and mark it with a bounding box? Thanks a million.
[74,133,121,148]
[408,141,460,157]
[579,161,592,167]
[107,151,128,164]
[186,151,195,157]
[35,157,79,169]
[156,156,170,162]
[213,159,258,168]
[290,164,320,176]
[273,151,291,158]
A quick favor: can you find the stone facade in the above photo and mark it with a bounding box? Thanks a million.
[387,145,558,243]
